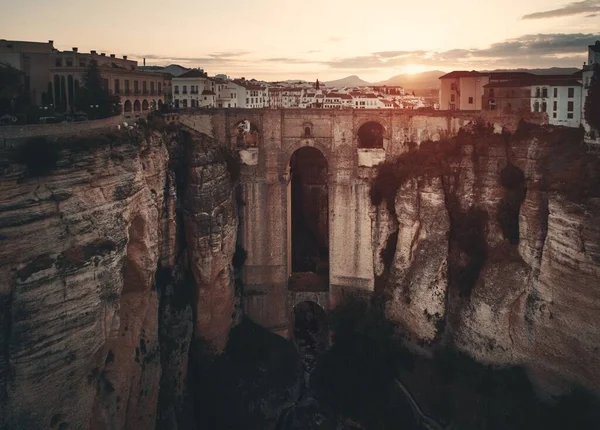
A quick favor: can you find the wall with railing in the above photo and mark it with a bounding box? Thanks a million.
[0,115,123,147]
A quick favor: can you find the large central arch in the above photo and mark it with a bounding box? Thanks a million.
[287,146,329,293]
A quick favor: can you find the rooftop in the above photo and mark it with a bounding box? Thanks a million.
[177,69,208,79]
[439,70,486,79]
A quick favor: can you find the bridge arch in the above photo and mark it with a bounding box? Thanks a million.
[287,146,329,294]
[357,121,386,148]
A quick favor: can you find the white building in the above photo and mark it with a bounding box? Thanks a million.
[215,79,241,108]
[234,79,267,108]
[530,79,583,128]
[172,69,211,108]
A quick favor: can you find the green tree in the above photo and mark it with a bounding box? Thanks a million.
[76,59,119,118]
[584,65,600,131]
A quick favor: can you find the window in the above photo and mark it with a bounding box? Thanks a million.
[134,80,139,93]
[553,112,557,118]
[150,82,154,93]
[553,88,558,98]
[55,58,62,67]
[468,96,473,104]
[488,99,496,110]
[125,80,130,92]
[567,113,574,119]
[158,82,162,93]
[542,88,548,98]
[449,103,456,111]
[450,94,455,102]
[450,82,456,90]
[541,102,547,112]
[535,87,540,97]
[246,98,249,104]
[553,101,557,111]
[174,85,179,94]
[534,101,539,112]
[183,85,187,94]
[66,58,73,67]
[567,101,574,112]
[114,79,120,94]
[568,88,574,98]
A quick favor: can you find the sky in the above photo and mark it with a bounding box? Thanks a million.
[1,0,599,81]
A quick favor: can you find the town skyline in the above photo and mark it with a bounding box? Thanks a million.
[2,0,600,81]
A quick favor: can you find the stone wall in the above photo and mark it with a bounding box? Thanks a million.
[0,116,123,147]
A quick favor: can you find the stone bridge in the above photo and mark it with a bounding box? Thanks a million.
[177,108,542,337]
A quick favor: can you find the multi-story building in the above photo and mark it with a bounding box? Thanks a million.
[214,79,241,108]
[582,41,600,143]
[267,87,283,108]
[234,79,267,108]
[281,88,303,108]
[352,93,379,108]
[172,69,212,108]
[482,76,583,127]
[0,39,55,106]
[49,48,171,116]
[438,70,489,110]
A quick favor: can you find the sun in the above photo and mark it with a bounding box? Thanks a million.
[399,64,428,74]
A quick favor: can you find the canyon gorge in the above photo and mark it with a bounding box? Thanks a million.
[0,114,599,429]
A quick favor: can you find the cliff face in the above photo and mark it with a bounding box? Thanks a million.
[0,128,238,430]
[375,125,600,392]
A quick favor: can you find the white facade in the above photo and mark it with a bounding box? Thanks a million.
[172,72,211,108]
[215,81,241,108]
[530,83,583,128]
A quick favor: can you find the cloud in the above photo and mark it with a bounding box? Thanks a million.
[326,36,344,43]
[522,0,600,20]
[322,33,598,70]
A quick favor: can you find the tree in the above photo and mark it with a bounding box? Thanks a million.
[584,64,600,131]
[76,59,119,118]
[0,62,28,116]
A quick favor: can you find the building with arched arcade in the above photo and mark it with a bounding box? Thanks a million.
[48,48,171,116]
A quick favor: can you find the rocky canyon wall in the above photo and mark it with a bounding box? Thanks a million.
[372,123,600,393]
[0,125,238,430]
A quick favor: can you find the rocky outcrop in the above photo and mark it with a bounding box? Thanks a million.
[0,127,238,429]
[376,125,600,393]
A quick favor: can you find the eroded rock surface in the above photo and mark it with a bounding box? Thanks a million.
[378,126,600,392]
[0,128,238,429]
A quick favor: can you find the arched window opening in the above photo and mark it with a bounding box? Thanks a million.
[541,102,547,113]
[535,87,540,98]
[304,126,311,137]
[133,100,141,112]
[232,120,259,148]
[288,147,329,292]
[142,99,149,111]
[534,101,539,112]
[542,88,548,98]
[357,121,385,148]
[182,99,188,108]
[124,100,132,112]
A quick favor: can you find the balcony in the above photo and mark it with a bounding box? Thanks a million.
[190,90,199,94]
[143,89,148,95]
[182,91,188,95]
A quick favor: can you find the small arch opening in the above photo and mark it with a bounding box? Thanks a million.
[357,121,385,148]
[304,126,311,137]
[124,100,132,113]
[142,99,149,111]
[232,120,259,148]
[133,100,141,112]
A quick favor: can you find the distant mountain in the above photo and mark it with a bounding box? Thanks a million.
[375,70,445,90]
[324,75,372,87]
